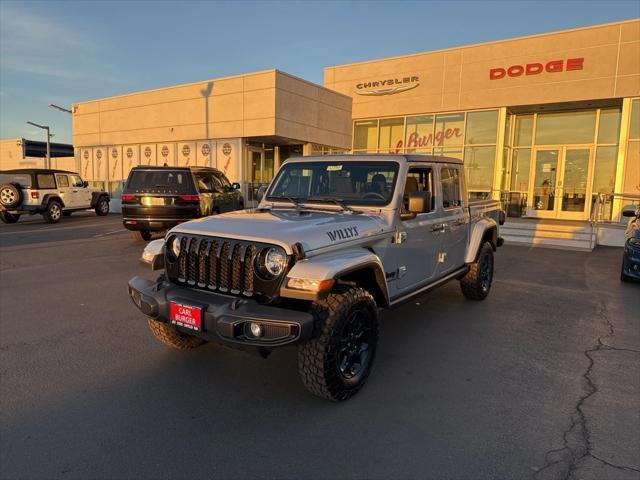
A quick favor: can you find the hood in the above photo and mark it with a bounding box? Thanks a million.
[170,208,389,254]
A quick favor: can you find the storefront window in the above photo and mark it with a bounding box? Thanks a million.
[433,148,463,160]
[535,111,596,145]
[514,115,533,146]
[435,113,465,148]
[465,110,499,144]
[464,146,496,195]
[378,117,404,154]
[592,146,617,194]
[504,115,512,146]
[510,149,531,192]
[405,115,434,153]
[354,120,378,152]
[630,99,640,140]
[597,109,622,144]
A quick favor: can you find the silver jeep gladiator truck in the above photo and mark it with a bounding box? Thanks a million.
[129,154,504,401]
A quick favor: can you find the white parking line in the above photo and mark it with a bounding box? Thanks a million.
[0,220,121,236]
[93,229,128,238]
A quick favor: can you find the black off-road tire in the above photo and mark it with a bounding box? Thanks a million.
[95,197,109,216]
[460,241,494,300]
[147,319,206,350]
[0,183,22,208]
[0,211,20,224]
[297,287,378,401]
[131,230,152,241]
[42,200,63,224]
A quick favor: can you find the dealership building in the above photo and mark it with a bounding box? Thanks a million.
[69,19,639,246]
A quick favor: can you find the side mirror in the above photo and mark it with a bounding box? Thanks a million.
[83,181,89,188]
[231,182,240,190]
[408,191,432,214]
[622,209,638,218]
[256,185,268,202]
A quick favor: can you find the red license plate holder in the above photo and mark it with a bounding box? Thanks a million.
[169,301,203,332]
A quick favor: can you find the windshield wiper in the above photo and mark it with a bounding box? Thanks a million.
[267,194,301,209]
[305,196,356,213]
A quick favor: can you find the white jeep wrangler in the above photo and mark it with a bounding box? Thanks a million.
[130,155,504,401]
[0,169,110,224]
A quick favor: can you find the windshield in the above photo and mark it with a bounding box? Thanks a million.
[267,161,399,207]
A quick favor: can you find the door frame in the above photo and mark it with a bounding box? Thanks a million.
[527,145,594,220]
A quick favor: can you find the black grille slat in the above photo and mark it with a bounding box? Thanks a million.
[197,240,208,287]
[207,240,218,289]
[187,238,198,284]
[178,237,188,281]
[231,244,243,293]
[243,245,257,295]
[219,242,230,291]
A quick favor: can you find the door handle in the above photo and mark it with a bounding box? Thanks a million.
[72,190,78,193]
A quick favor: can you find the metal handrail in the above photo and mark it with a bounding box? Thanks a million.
[590,192,640,224]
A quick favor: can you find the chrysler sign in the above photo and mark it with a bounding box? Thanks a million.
[355,76,419,96]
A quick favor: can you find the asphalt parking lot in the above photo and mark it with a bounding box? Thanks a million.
[1,214,638,480]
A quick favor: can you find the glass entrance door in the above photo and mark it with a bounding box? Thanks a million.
[528,147,593,220]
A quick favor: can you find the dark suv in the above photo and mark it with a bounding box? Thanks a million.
[122,166,244,241]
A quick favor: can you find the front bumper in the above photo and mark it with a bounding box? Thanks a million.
[128,276,314,348]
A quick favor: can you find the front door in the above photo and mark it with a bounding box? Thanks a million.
[528,147,593,220]
[55,174,75,208]
[395,167,441,294]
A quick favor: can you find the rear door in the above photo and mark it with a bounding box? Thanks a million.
[437,165,469,276]
[55,174,75,208]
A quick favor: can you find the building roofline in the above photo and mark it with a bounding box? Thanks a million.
[324,18,640,70]
[73,68,351,107]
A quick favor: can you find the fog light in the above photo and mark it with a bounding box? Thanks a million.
[249,322,263,338]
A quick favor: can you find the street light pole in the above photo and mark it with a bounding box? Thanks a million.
[27,121,52,169]
[48,103,72,114]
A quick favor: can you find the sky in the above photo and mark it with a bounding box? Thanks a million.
[1,0,639,144]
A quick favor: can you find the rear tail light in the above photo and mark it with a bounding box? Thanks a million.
[179,194,200,203]
[121,194,136,202]
[30,191,39,199]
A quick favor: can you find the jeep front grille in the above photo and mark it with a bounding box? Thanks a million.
[168,235,265,296]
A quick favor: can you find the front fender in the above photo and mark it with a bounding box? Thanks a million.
[465,218,498,263]
[281,248,389,305]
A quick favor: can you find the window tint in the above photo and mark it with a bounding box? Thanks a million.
[125,170,195,194]
[194,173,214,192]
[215,172,231,188]
[441,167,462,208]
[0,174,31,187]
[37,174,56,189]
[403,168,434,212]
[210,174,224,192]
[56,175,69,187]
[70,175,84,187]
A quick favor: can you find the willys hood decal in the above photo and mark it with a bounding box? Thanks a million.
[170,209,388,254]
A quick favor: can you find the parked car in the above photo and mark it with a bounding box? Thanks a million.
[621,206,640,282]
[121,166,244,241]
[0,169,110,224]
[129,154,504,401]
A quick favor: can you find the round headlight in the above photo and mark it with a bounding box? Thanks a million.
[264,247,286,277]
[169,236,181,258]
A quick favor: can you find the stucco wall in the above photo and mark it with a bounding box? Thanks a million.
[72,70,352,149]
[324,19,640,119]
